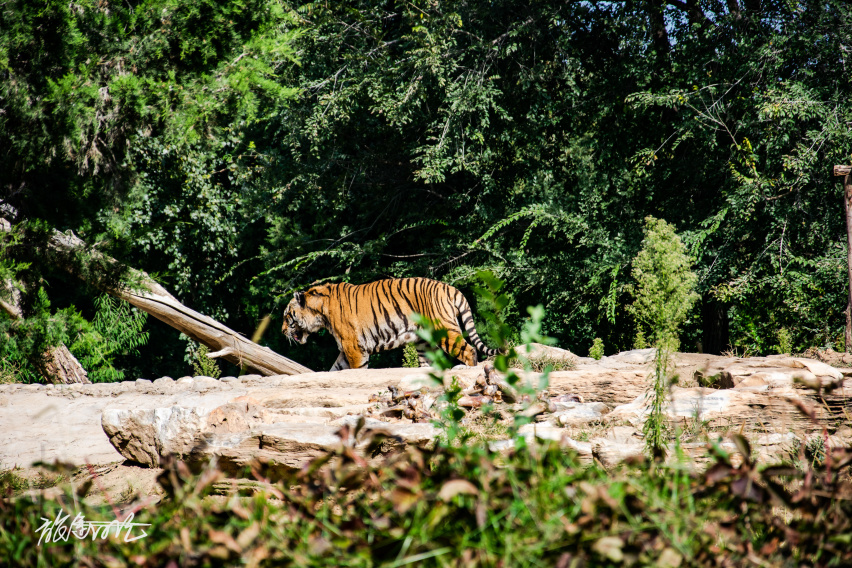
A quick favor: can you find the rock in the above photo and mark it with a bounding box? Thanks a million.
[205,398,271,434]
[592,440,649,469]
[603,348,657,365]
[553,402,609,425]
[192,376,220,392]
[330,415,439,445]
[542,368,650,406]
[2,353,848,476]
[198,419,441,475]
[278,404,374,419]
[515,343,578,365]
[681,432,798,467]
[98,368,440,467]
[791,358,843,381]
[397,373,437,391]
[734,375,768,390]
[103,406,210,467]
[590,427,645,469]
[518,423,567,442]
[508,425,593,464]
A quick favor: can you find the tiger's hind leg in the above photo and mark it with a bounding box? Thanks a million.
[443,329,478,367]
[343,346,370,370]
[414,341,431,367]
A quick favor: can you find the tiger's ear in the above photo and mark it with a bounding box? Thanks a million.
[294,291,306,308]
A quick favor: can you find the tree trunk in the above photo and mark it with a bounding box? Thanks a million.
[646,0,671,56]
[701,295,729,355]
[38,344,90,384]
[0,208,313,376]
[0,278,90,384]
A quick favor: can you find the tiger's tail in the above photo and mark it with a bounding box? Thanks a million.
[454,291,500,358]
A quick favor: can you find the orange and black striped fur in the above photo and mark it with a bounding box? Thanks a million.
[281,278,497,371]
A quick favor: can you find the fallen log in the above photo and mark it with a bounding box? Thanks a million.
[0,206,312,376]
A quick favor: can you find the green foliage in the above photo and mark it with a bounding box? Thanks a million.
[629,217,698,457]
[644,347,673,458]
[630,217,699,352]
[776,328,793,355]
[0,285,148,383]
[3,416,852,566]
[5,0,852,371]
[416,272,552,438]
[71,295,149,383]
[189,343,222,379]
[634,330,647,350]
[0,287,85,383]
[401,342,420,368]
[589,338,605,360]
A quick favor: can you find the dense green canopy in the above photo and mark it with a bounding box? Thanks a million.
[2,0,851,378]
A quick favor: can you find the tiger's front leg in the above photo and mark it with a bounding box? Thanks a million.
[329,347,369,371]
[329,352,350,372]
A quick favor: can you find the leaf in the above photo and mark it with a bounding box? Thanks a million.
[592,536,624,562]
[730,434,752,464]
[389,487,420,514]
[437,479,479,501]
[704,463,733,484]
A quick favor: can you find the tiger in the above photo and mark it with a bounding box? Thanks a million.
[280,277,498,371]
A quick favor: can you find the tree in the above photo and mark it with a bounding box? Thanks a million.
[0,0,302,380]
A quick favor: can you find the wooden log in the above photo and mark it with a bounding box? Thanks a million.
[39,344,91,384]
[834,165,852,176]
[0,207,312,376]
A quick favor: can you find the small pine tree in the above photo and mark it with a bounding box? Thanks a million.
[634,330,647,350]
[402,343,420,368]
[629,217,699,457]
[190,343,222,379]
[589,337,605,360]
[629,217,699,351]
[776,328,792,355]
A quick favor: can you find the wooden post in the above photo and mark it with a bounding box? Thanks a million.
[835,165,852,352]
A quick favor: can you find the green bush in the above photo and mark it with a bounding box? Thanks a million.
[71,295,149,383]
[189,343,222,379]
[629,217,699,456]
[776,328,793,355]
[589,337,605,360]
[634,329,647,349]
[402,342,420,368]
[2,423,851,567]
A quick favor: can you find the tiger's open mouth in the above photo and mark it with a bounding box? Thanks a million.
[291,329,307,344]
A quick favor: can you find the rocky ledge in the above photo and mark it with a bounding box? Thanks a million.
[2,346,850,476]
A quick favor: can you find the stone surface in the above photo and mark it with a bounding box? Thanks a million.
[553,402,610,425]
[1,352,850,476]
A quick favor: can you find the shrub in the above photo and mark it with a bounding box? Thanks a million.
[629,217,698,456]
[189,343,222,379]
[776,327,793,355]
[589,337,605,360]
[402,342,420,368]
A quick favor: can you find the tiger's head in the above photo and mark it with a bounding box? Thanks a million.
[281,289,326,344]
